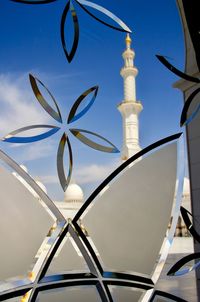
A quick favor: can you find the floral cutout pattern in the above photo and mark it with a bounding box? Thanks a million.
[1,74,119,191]
[11,0,132,62]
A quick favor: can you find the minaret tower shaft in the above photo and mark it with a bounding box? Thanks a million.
[118,34,143,160]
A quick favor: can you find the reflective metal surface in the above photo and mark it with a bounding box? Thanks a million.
[57,133,73,192]
[61,1,79,63]
[152,135,185,284]
[76,0,132,33]
[1,125,60,143]
[70,128,119,153]
[29,74,62,123]
[67,86,98,124]
[156,55,200,83]
[180,88,200,126]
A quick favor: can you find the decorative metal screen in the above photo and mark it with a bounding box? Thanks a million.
[0,0,199,301]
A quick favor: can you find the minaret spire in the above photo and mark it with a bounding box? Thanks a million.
[117,34,143,160]
[126,33,132,49]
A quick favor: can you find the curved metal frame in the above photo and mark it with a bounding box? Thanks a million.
[180,88,200,126]
[70,128,119,153]
[75,0,132,33]
[57,133,73,192]
[156,55,200,83]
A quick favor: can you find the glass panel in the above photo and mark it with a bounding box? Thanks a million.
[37,286,101,302]
[109,286,144,302]
[0,165,54,281]
[82,143,177,276]
[47,236,89,274]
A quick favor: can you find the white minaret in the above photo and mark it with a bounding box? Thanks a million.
[118,34,143,160]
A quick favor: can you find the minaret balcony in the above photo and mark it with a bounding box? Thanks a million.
[120,66,138,77]
[118,100,143,116]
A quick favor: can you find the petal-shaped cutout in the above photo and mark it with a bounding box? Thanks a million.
[1,125,60,143]
[181,206,200,243]
[180,88,200,126]
[29,74,62,123]
[11,0,57,3]
[70,128,119,153]
[167,253,200,276]
[156,55,200,83]
[57,133,73,192]
[46,237,90,275]
[75,0,131,33]
[150,290,188,301]
[61,1,79,63]
[43,221,98,278]
[67,86,98,124]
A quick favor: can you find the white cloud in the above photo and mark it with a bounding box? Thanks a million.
[40,174,59,185]
[38,159,120,186]
[21,140,55,162]
[74,159,120,185]
[0,73,51,136]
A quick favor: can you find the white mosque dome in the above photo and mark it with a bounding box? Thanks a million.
[64,183,84,203]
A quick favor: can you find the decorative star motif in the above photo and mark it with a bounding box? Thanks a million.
[2,74,119,191]
[10,0,132,63]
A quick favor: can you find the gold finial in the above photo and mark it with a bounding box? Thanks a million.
[125,33,132,49]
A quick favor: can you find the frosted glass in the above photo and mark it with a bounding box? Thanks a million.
[47,237,89,274]
[82,143,177,276]
[109,286,144,302]
[0,166,53,280]
[37,286,101,302]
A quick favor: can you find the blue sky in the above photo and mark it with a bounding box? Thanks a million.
[0,0,186,200]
